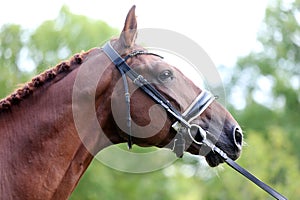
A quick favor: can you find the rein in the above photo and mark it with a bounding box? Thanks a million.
[102,41,287,200]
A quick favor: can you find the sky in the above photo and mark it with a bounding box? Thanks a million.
[0,0,269,67]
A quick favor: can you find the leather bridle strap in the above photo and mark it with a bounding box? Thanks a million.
[225,158,287,200]
[102,42,190,148]
[203,139,287,200]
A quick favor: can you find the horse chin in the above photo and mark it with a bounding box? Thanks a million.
[205,152,224,167]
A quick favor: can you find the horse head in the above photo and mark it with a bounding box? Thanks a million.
[100,6,243,167]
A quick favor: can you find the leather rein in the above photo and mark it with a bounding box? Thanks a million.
[102,41,287,200]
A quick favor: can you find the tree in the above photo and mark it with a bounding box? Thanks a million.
[217,0,300,198]
[0,24,30,98]
[29,6,118,73]
[229,0,300,159]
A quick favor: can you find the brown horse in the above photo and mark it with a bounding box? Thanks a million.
[0,6,243,199]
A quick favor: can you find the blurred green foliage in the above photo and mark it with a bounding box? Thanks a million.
[0,24,30,98]
[29,6,117,73]
[230,0,300,164]
[0,1,299,199]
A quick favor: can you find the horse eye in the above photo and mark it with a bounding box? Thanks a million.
[158,70,173,82]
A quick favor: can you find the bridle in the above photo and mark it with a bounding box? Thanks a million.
[102,41,287,200]
[103,42,214,149]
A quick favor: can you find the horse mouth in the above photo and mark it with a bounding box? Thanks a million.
[191,125,242,167]
[204,146,241,167]
[188,142,226,167]
[205,151,224,167]
[190,138,241,167]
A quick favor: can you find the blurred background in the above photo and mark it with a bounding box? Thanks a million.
[1,0,299,199]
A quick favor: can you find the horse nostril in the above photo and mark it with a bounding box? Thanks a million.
[233,126,243,150]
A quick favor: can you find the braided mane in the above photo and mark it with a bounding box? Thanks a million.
[0,51,89,112]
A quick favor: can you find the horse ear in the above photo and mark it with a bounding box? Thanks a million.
[120,5,137,48]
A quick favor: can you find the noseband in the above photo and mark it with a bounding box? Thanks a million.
[102,41,287,200]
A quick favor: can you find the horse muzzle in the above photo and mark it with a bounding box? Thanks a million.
[204,125,243,167]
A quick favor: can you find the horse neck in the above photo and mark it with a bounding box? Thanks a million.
[0,49,120,199]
